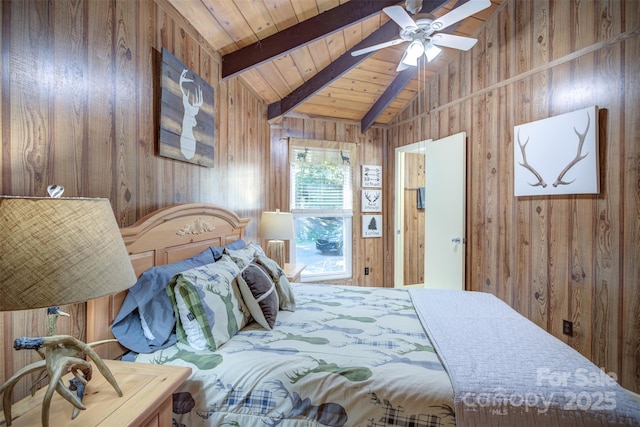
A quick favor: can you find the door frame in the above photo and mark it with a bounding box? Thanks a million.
[394,140,430,287]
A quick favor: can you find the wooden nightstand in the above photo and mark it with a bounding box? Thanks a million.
[284,263,305,282]
[1,360,190,427]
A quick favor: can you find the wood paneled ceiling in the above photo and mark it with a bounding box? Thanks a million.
[164,0,502,131]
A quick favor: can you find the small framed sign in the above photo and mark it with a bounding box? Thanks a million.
[362,215,382,238]
[362,189,382,212]
[362,165,382,188]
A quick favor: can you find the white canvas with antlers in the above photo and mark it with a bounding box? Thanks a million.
[514,106,599,196]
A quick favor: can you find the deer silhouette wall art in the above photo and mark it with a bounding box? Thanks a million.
[158,48,215,167]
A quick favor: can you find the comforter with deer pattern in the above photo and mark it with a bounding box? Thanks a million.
[134,283,456,427]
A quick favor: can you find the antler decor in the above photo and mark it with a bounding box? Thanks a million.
[553,113,590,187]
[517,130,547,188]
[364,191,380,204]
[0,336,121,427]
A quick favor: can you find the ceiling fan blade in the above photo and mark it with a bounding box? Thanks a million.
[351,39,406,56]
[396,47,410,71]
[430,33,478,50]
[430,0,491,31]
[396,61,410,72]
[383,5,417,29]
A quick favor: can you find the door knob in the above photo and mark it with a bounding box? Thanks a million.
[451,237,466,244]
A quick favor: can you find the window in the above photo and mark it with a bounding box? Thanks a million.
[289,141,354,281]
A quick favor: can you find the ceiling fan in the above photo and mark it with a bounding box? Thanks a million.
[351,0,492,71]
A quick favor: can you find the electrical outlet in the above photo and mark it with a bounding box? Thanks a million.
[562,319,573,336]
[364,267,370,275]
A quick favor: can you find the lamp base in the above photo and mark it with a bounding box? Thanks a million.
[266,240,285,269]
[0,335,122,427]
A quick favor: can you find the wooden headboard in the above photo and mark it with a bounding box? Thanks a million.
[86,203,250,359]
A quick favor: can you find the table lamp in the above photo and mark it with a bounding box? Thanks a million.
[258,209,294,269]
[0,195,137,427]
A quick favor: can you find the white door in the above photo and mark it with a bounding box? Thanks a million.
[424,132,466,289]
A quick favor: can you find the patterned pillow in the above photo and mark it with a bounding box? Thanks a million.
[254,254,296,311]
[167,255,250,350]
[236,261,279,330]
[210,239,246,261]
[224,241,265,268]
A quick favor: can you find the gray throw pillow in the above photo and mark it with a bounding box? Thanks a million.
[236,261,279,330]
[254,254,296,311]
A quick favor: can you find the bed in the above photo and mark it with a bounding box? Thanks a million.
[87,203,640,427]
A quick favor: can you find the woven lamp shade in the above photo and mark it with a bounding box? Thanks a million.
[0,196,137,311]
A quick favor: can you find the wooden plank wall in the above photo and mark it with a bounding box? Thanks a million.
[386,0,639,393]
[0,0,270,403]
[403,153,425,285]
[269,117,386,287]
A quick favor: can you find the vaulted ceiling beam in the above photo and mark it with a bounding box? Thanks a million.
[360,68,417,133]
[267,21,400,120]
[267,0,451,123]
[221,0,402,80]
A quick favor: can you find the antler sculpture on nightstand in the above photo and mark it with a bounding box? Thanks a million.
[0,336,121,427]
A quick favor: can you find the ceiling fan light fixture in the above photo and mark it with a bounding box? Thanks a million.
[404,0,422,15]
[402,40,425,66]
[361,2,491,74]
[424,42,442,62]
